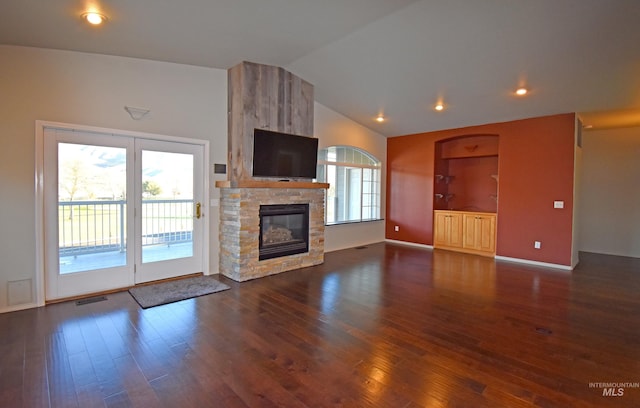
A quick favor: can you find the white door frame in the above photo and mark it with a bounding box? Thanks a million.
[35,120,210,304]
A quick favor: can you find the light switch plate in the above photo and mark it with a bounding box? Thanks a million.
[554,200,564,209]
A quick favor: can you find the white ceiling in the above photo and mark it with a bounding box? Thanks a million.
[2,0,640,136]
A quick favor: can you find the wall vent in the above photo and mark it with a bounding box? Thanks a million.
[7,279,33,306]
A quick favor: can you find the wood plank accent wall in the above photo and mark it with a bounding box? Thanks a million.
[227,61,314,182]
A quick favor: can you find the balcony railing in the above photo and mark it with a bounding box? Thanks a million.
[58,199,193,256]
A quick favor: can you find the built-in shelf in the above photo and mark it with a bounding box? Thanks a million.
[216,180,329,189]
[435,135,499,214]
[435,174,455,184]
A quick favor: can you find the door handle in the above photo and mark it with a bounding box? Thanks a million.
[195,202,202,219]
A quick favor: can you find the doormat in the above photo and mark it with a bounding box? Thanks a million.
[129,276,230,309]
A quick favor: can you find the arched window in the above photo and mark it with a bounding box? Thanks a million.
[317,146,381,224]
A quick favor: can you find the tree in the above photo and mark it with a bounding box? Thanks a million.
[60,159,89,201]
[143,180,162,197]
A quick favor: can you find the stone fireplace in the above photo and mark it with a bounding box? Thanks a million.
[217,61,327,282]
[218,186,325,281]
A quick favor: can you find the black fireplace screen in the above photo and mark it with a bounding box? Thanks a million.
[259,204,309,260]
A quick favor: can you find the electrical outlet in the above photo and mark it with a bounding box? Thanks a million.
[394,225,400,232]
[534,241,541,249]
[554,200,564,209]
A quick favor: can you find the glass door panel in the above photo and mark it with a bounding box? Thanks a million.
[58,143,128,274]
[141,150,194,263]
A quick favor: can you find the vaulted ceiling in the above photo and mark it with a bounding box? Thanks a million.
[2,0,640,136]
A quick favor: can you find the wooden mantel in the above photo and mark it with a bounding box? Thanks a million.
[215,180,329,189]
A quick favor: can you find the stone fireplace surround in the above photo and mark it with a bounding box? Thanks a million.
[217,182,327,281]
[218,61,325,281]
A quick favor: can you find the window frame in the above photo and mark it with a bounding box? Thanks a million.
[317,146,382,226]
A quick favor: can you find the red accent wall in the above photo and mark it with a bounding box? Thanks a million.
[386,113,576,266]
[386,133,434,244]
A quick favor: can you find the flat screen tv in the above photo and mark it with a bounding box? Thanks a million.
[252,129,319,179]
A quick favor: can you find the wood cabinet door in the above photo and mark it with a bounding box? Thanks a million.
[434,211,463,248]
[448,212,464,247]
[433,211,449,246]
[476,214,496,253]
[463,213,496,253]
[463,214,479,250]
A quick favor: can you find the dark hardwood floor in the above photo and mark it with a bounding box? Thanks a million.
[1,243,639,407]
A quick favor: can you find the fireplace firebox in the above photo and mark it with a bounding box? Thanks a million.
[259,204,309,260]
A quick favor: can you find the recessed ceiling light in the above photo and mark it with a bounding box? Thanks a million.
[376,115,385,123]
[434,103,444,111]
[515,87,528,96]
[82,12,107,25]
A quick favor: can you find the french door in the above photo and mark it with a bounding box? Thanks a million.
[43,126,206,300]
[134,138,204,283]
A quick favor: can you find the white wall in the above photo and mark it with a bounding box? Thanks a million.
[314,103,387,252]
[0,45,227,312]
[0,46,388,312]
[579,126,640,258]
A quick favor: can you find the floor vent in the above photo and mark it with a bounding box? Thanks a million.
[76,296,108,306]
[535,327,553,335]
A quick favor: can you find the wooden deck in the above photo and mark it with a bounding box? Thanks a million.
[1,243,639,407]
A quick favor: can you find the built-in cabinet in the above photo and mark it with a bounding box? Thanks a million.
[434,210,496,256]
[433,133,499,257]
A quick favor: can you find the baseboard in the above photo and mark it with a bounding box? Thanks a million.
[377,240,574,270]
[385,239,434,250]
[495,255,573,271]
[326,240,388,253]
[0,302,41,314]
